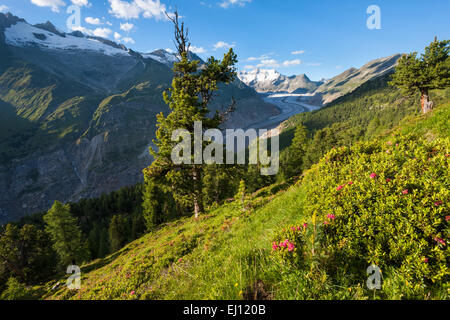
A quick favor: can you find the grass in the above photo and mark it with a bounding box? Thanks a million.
[34,103,449,300]
[38,183,304,300]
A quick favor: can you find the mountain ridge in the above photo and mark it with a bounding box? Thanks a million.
[238,68,322,94]
[0,12,279,224]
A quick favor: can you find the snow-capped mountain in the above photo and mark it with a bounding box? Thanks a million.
[142,49,179,65]
[5,21,130,56]
[238,68,322,94]
[0,12,279,223]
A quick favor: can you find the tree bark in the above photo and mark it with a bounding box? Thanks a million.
[420,89,432,114]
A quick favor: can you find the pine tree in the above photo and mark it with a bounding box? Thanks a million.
[279,124,308,180]
[108,215,129,252]
[144,10,238,219]
[43,201,89,267]
[202,163,243,208]
[390,38,449,113]
[235,180,246,205]
[0,224,56,284]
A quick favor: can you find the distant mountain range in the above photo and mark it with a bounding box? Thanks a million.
[238,69,322,94]
[0,11,402,223]
[0,12,278,223]
[238,55,402,106]
[310,54,402,105]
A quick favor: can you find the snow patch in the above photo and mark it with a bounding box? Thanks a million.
[5,22,129,56]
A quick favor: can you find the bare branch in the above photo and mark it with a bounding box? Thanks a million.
[218,97,236,124]
[166,10,190,57]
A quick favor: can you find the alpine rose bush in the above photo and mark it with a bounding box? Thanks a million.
[301,134,449,287]
[272,224,307,267]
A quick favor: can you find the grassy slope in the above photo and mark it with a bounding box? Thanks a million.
[37,102,449,300]
[39,183,304,300]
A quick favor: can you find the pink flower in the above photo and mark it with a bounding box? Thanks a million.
[386,178,392,182]
[370,173,377,179]
[303,223,308,229]
[336,185,344,191]
[130,291,135,295]
[387,141,393,146]
[434,201,443,207]
[446,154,450,157]
[424,258,429,263]
[324,220,329,225]
[327,214,336,220]
[445,216,450,222]
[402,189,409,195]
[178,258,183,263]
[348,181,354,185]
[288,242,295,252]
[434,237,446,246]
[272,242,279,251]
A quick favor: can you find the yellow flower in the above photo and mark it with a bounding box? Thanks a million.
[234,283,239,287]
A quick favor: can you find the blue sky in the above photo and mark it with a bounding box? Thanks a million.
[1,0,449,80]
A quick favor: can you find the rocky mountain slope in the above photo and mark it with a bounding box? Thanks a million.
[238,68,322,94]
[308,54,402,105]
[0,12,279,224]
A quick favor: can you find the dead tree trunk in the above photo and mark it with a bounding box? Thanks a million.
[420,89,433,114]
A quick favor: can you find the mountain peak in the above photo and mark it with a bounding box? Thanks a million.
[238,68,319,94]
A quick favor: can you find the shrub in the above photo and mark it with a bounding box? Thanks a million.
[271,224,307,267]
[0,277,34,300]
[301,134,449,288]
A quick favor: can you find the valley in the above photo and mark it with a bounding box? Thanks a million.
[0,1,448,303]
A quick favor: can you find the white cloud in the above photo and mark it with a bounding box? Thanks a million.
[73,26,113,39]
[246,54,271,62]
[122,37,135,44]
[85,17,102,25]
[30,0,66,12]
[282,59,302,67]
[190,46,206,54]
[71,26,90,34]
[114,32,122,40]
[213,41,235,50]
[257,59,280,68]
[244,65,256,70]
[219,0,251,9]
[108,0,168,20]
[106,21,113,26]
[120,22,134,32]
[0,4,9,12]
[71,0,90,6]
[93,28,113,38]
[291,50,305,55]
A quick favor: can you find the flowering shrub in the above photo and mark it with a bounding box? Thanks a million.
[302,134,449,286]
[272,224,307,267]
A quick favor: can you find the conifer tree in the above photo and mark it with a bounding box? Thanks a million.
[43,201,89,267]
[279,124,308,180]
[143,10,238,219]
[390,38,449,113]
[108,215,129,252]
